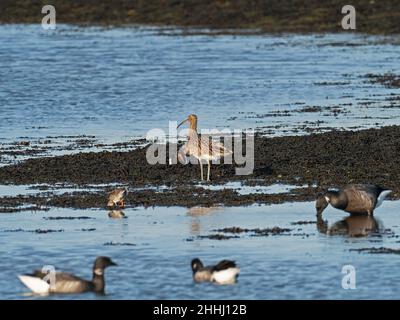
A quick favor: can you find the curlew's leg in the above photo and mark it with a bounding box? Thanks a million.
[199,159,204,181]
[207,160,211,181]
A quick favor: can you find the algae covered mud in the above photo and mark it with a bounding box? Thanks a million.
[0,24,400,299]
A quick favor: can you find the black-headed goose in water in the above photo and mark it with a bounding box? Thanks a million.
[191,258,240,284]
[18,256,117,295]
[316,184,391,216]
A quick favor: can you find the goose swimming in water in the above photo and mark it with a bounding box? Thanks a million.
[18,256,117,295]
[316,184,391,216]
[191,258,240,284]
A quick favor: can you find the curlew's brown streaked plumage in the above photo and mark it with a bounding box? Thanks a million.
[177,114,232,181]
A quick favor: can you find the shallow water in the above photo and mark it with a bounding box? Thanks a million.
[1,25,400,150]
[1,25,400,300]
[1,199,400,300]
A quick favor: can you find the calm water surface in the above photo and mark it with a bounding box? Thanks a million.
[1,25,400,299]
[1,200,400,299]
[1,24,399,144]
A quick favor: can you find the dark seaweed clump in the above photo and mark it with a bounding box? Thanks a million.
[350,247,400,255]
[366,73,400,88]
[213,226,293,236]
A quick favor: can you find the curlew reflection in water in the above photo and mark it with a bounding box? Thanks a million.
[187,206,222,235]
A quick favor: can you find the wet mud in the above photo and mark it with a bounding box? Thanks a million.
[1,0,400,34]
[366,73,400,89]
[1,125,400,210]
[103,242,136,246]
[194,226,312,241]
[350,247,400,255]
[213,226,293,236]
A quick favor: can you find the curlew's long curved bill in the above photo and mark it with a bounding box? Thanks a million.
[177,118,188,128]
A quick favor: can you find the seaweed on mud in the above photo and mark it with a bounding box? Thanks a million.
[103,242,136,246]
[43,216,94,220]
[350,247,400,254]
[1,0,399,34]
[213,226,293,237]
[291,221,316,225]
[0,205,50,213]
[196,234,240,240]
[1,126,400,208]
[365,73,400,89]
[3,228,64,233]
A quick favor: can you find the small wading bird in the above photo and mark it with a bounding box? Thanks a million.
[191,258,240,285]
[107,188,127,208]
[177,114,232,181]
[316,184,392,216]
[18,256,117,295]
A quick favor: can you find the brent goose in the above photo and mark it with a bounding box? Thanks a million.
[191,258,240,284]
[316,184,391,215]
[107,188,127,208]
[18,256,117,295]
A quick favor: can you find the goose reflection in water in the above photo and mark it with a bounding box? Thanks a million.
[317,214,382,237]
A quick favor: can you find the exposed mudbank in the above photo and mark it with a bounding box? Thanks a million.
[366,73,400,89]
[213,226,292,236]
[0,126,400,209]
[350,247,400,254]
[1,0,400,35]
[3,228,64,234]
[194,226,311,241]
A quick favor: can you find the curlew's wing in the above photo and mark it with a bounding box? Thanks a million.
[198,136,232,159]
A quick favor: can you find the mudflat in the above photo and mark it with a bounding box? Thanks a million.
[1,126,399,210]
